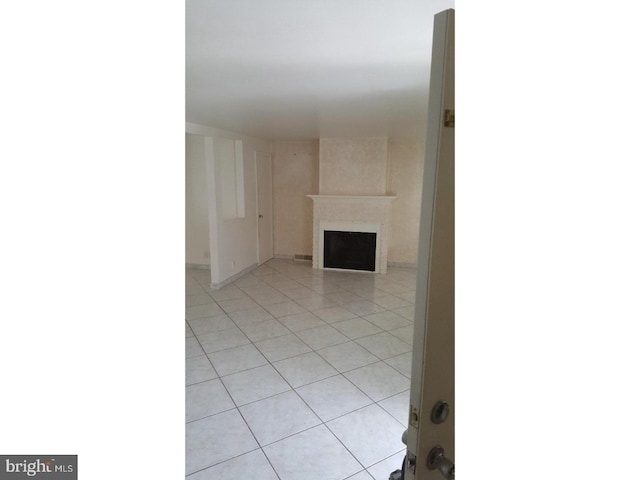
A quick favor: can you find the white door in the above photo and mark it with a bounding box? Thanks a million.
[255,151,274,265]
[405,9,454,480]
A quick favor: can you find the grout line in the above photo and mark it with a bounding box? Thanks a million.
[185,447,266,478]
[185,261,416,479]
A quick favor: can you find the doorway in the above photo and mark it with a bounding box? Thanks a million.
[256,151,274,265]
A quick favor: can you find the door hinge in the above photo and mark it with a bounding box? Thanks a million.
[409,404,420,428]
[443,109,454,128]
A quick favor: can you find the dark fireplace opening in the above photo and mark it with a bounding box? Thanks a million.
[323,230,376,272]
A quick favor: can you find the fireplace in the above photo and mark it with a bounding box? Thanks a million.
[324,230,377,272]
[308,195,396,274]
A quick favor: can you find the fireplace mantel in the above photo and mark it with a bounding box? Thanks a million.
[307,195,396,273]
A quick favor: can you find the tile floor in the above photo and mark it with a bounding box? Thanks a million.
[186,259,416,480]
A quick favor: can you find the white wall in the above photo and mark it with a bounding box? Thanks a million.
[186,123,272,287]
[270,136,425,265]
[387,139,426,265]
[272,140,319,258]
[319,137,388,195]
[185,134,210,266]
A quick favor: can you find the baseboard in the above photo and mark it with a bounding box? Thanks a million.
[209,262,258,290]
[274,254,312,262]
[387,261,418,268]
[186,263,210,270]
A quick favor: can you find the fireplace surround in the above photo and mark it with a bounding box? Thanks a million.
[307,195,396,273]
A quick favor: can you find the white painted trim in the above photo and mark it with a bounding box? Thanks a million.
[308,194,395,273]
[307,195,396,202]
[186,263,210,270]
[209,262,258,290]
[204,136,220,284]
[388,261,418,268]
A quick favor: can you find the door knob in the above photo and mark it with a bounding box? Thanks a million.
[426,446,454,480]
[431,400,450,424]
[258,214,264,218]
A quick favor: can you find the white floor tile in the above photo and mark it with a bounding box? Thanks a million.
[187,449,278,480]
[228,307,274,326]
[217,297,260,313]
[221,364,290,406]
[272,352,338,388]
[233,275,265,287]
[312,306,358,323]
[253,264,278,276]
[185,410,258,475]
[239,390,321,445]
[277,312,327,332]
[186,303,223,320]
[343,300,387,316]
[295,324,350,350]
[254,334,312,362]
[186,293,215,307]
[186,338,205,359]
[372,295,411,310]
[239,284,280,296]
[343,362,410,402]
[345,471,375,480]
[388,325,414,344]
[362,311,411,331]
[187,314,236,336]
[332,318,384,339]
[238,318,291,342]
[279,286,316,300]
[208,285,247,301]
[316,341,380,373]
[384,351,412,378]
[294,295,337,310]
[355,332,412,359]
[323,291,362,305]
[326,404,405,467]
[188,269,212,284]
[395,291,416,303]
[374,281,411,295]
[197,327,250,354]
[186,283,205,295]
[252,272,289,283]
[393,305,415,321]
[263,300,307,318]
[306,282,343,295]
[366,451,406,480]
[208,344,268,377]
[186,261,419,480]
[377,389,410,427]
[343,286,389,300]
[186,355,217,386]
[263,425,362,480]
[186,378,234,422]
[248,291,291,306]
[270,279,304,291]
[296,375,373,422]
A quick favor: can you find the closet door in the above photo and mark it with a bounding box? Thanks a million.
[256,151,274,265]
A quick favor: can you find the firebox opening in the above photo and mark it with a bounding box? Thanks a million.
[323,231,376,272]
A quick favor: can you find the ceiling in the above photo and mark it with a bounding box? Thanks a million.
[186,0,454,140]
